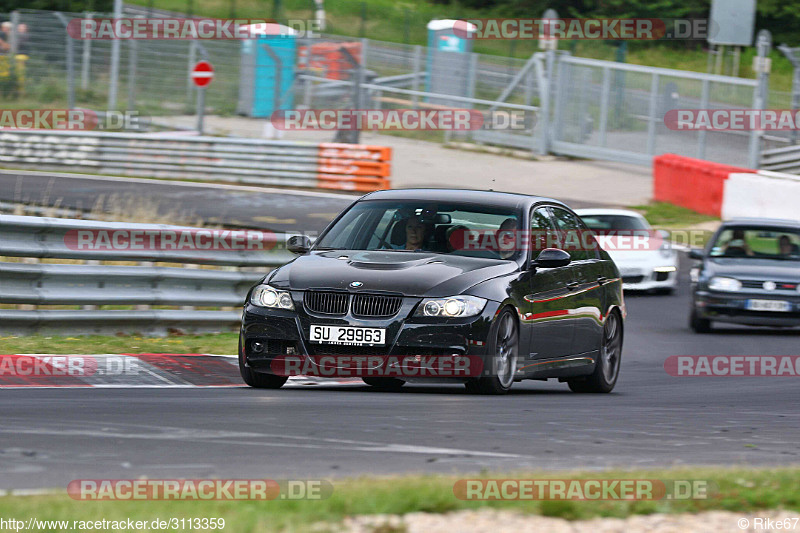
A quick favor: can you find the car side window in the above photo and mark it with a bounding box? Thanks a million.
[549,207,597,261]
[530,207,553,260]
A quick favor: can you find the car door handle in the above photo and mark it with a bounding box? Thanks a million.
[566,281,580,291]
[597,276,609,286]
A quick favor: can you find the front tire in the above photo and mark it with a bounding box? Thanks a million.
[239,340,288,389]
[690,308,712,333]
[466,309,518,395]
[568,310,622,393]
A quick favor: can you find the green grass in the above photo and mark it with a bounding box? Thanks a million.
[0,333,239,355]
[630,202,719,228]
[1,468,799,531]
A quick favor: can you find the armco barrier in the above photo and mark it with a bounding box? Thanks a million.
[653,154,756,217]
[722,171,800,222]
[0,131,391,192]
[0,215,293,335]
[761,144,800,174]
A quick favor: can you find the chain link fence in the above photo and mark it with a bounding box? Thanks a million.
[0,8,788,169]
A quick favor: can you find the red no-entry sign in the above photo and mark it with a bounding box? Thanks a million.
[191,61,214,88]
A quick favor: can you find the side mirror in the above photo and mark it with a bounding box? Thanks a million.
[688,249,704,260]
[531,248,571,269]
[287,235,312,254]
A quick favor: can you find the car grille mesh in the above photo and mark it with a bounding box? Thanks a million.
[741,280,798,290]
[352,294,402,317]
[303,291,402,317]
[304,291,349,315]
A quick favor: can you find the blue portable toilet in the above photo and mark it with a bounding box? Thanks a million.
[425,19,476,106]
[237,23,297,118]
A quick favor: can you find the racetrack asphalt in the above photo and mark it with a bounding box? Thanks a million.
[0,170,610,234]
[2,256,799,490]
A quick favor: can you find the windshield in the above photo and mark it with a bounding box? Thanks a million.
[315,200,522,260]
[580,214,650,231]
[709,227,800,260]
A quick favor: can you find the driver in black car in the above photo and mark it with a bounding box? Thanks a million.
[391,214,432,251]
[722,228,754,257]
[496,217,519,260]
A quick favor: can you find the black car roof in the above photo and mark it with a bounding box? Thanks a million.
[720,218,800,230]
[359,188,568,210]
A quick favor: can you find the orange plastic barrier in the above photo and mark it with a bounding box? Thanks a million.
[653,154,756,216]
[316,143,392,192]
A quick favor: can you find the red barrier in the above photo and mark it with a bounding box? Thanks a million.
[653,154,755,216]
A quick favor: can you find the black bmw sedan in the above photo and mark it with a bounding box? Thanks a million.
[689,218,800,333]
[239,189,625,394]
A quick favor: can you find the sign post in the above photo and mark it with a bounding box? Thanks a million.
[190,60,214,135]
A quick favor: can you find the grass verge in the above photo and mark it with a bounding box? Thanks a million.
[0,333,239,355]
[0,468,798,531]
[630,202,719,229]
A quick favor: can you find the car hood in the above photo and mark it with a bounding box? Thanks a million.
[706,257,800,281]
[268,250,518,297]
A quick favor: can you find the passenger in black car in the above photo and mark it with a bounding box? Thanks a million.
[779,235,799,257]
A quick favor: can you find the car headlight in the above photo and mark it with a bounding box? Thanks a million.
[708,276,742,292]
[414,295,487,318]
[658,244,674,259]
[654,266,677,274]
[251,284,295,310]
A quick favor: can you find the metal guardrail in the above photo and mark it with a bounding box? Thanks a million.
[0,215,294,335]
[761,145,800,174]
[0,131,392,192]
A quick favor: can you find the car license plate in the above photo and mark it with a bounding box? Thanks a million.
[746,299,792,312]
[309,325,386,345]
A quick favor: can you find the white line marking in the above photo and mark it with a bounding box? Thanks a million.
[1,427,524,459]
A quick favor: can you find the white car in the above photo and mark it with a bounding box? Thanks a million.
[575,208,679,294]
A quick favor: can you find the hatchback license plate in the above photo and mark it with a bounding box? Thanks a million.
[746,299,792,312]
[310,325,386,345]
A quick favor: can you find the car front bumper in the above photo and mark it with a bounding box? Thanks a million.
[621,269,678,291]
[694,290,800,327]
[239,294,502,377]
